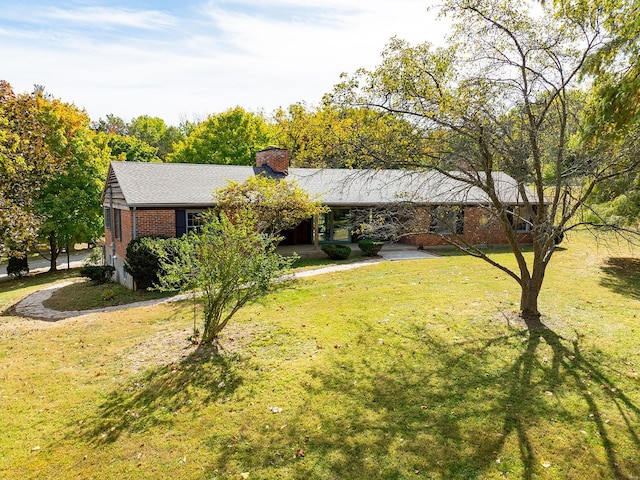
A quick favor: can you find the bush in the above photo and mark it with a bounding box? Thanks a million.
[100,288,116,301]
[7,256,29,278]
[80,265,115,284]
[357,239,384,256]
[124,237,166,290]
[321,243,352,260]
[82,247,103,267]
[155,211,294,343]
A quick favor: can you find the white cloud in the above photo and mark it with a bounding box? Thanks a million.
[50,6,176,30]
[0,1,451,125]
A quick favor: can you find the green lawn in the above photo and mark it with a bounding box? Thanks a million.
[43,280,175,311]
[0,232,639,479]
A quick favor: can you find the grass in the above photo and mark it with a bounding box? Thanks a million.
[43,281,175,311]
[0,231,639,479]
[290,250,366,270]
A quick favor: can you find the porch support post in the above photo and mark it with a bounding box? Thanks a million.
[314,214,319,251]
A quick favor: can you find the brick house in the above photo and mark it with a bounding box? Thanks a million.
[102,148,537,287]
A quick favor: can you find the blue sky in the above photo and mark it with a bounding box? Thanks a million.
[1,1,449,125]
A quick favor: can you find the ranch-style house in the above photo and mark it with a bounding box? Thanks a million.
[102,148,537,287]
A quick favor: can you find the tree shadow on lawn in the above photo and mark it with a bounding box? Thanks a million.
[280,322,640,479]
[600,257,640,300]
[74,344,244,445]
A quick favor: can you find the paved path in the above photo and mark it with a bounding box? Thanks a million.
[10,248,440,321]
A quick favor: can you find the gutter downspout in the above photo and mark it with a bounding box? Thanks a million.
[109,185,115,266]
[132,207,137,240]
[132,206,137,291]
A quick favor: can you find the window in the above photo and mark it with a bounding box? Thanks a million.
[104,207,112,229]
[508,206,532,233]
[186,211,204,234]
[113,209,122,240]
[317,208,352,243]
[429,206,464,235]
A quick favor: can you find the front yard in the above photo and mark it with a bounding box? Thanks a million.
[0,232,638,479]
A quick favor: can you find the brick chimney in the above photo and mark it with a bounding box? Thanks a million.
[256,147,289,174]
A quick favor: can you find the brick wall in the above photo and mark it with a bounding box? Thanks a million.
[403,206,533,247]
[256,148,289,173]
[136,209,176,238]
[104,208,133,259]
[117,209,133,258]
[103,207,134,287]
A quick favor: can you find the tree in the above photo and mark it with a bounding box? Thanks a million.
[155,211,293,344]
[548,0,640,226]
[91,114,129,135]
[95,131,160,163]
[129,115,184,161]
[168,107,274,165]
[214,175,326,237]
[0,81,67,258]
[331,0,639,327]
[35,121,110,271]
[273,103,428,168]
[552,0,640,132]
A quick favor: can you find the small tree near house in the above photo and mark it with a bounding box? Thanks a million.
[214,175,327,238]
[154,210,293,344]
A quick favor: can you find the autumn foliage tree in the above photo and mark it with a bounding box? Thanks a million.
[0,81,66,257]
[273,103,428,168]
[35,114,110,270]
[214,175,326,238]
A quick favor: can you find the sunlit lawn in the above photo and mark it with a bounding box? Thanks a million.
[0,231,638,479]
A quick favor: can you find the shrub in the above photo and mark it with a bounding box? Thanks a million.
[155,211,293,344]
[80,265,115,284]
[7,256,29,278]
[357,239,384,256]
[100,288,116,301]
[82,247,103,267]
[321,243,352,260]
[124,236,166,290]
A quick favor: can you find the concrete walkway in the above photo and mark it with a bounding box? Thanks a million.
[10,247,440,321]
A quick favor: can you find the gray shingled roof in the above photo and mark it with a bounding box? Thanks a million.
[106,162,254,207]
[104,161,537,208]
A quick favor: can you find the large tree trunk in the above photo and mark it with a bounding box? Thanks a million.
[48,232,59,272]
[519,263,547,330]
